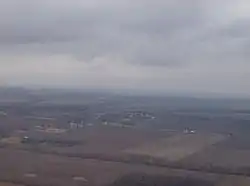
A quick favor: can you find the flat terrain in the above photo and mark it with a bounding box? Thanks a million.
[16,126,171,156]
[1,90,250,185]
[0,183,23,186]
[216,176,250,186]
[124,133,227,161]
[182,146,250,170]
[0,148,249,186]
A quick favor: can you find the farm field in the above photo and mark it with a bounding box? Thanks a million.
[7,125,171,156]
[216,176,250,186]
[1,91,250,186]
[123,133,227,161]
[181,146,250,170]
[0,183,24,186]
[0,148,249,186]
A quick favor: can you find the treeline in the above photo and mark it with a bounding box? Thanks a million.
[109,173,214,186]
[21,138,83,147]
[15,147,250,177]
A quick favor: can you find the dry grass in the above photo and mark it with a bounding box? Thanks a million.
[0,145,249,186]
[1,137,21,145]
[0,148,219,186]
[216,176,250,186]
[182,147,250,169]
[0,182,23,186]
[124,133,227,161]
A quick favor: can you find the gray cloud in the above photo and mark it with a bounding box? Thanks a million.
[0,0,207,66]
[0,0,250,95]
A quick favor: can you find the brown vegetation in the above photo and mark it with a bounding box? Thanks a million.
[109,173,214,186]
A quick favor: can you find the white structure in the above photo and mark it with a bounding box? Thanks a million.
[183,128,196,134]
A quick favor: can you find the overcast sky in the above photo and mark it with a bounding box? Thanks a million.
[0,0,250,96]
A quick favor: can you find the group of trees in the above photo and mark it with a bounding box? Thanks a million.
[109,173,213,186]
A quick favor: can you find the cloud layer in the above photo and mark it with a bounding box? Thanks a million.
[0,0,250,96]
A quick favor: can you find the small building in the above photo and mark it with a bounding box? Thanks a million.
[183,128,196,134]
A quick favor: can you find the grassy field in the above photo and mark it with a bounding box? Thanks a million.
[0,148,250,186]
[124,133,227,161]
[0,183,24,186]
[1,116,250,185]
[14,126,170,156]
[181,146,250,171]
[216,176,250,186]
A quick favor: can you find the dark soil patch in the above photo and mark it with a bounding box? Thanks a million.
[109,173,214,186]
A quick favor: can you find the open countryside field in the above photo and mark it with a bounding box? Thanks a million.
[12,125,171,156]
[124,133,227,161]
[1,96,250,186]
[0,183,23,186]
[181,146,250,172]
[216,176,250,186]
[0,148,249,186]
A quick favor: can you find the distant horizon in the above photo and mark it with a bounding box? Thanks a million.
[1,85,250,100]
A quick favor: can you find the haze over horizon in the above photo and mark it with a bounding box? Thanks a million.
[1,0,250,97]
